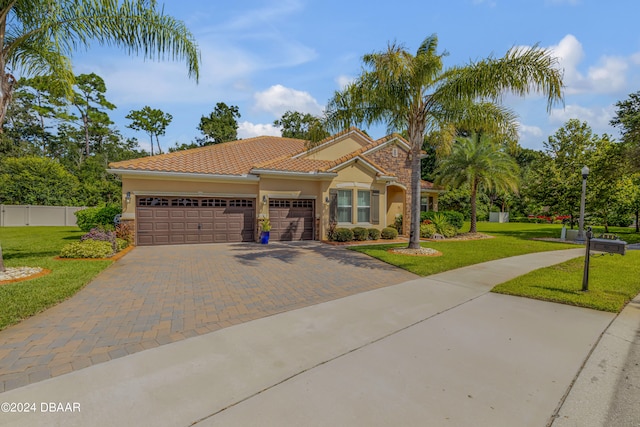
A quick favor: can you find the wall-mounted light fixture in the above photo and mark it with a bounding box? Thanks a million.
[125,192,131,203]
[262,195,267,203]
[325,196,330,203]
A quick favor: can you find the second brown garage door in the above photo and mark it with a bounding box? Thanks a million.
[136,197,254,246]
[268,199,314,241]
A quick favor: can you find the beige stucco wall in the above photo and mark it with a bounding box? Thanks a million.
[305,136,366,161]
[387,185,405,228]
[258,177,323,218]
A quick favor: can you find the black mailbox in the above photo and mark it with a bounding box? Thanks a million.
[589,238,627,255]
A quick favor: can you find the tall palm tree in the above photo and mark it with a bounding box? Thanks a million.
[0,0,200,271]
[324,34,562,249]
[0,0,200,127]
[436,133,520,233]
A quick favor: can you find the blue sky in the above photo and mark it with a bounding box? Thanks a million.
[72,0,640,153]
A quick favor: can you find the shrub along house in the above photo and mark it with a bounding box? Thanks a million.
[108,128,442,246]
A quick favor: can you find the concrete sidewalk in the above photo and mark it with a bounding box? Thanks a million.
[0,248,625,427]
[552,294,640,426]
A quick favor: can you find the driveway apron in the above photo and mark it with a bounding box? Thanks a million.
[0,242,417,393]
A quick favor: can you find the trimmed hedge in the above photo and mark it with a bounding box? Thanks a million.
[352,227,368,241]
[75,205,122,232]
[368,228,381,240]
[381,227,398,239]
[333,228,354,242]
[60,240,114,259]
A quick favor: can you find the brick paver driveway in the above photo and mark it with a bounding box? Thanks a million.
[0,241,417,393]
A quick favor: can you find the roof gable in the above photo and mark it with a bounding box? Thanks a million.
[295,128,373,161]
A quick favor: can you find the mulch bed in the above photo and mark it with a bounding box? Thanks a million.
[0,268,52,285]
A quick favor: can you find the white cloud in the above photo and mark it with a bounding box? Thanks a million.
[237,121,282,139]
[548,35,633,95]
[586,56,628,94]
[550,104,615,130]
[216,0,303,32]
[518,123,543,138]
[335,75,353,89]
[253,84,323,117]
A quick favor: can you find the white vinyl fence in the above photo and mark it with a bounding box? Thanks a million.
[0,205,85,227]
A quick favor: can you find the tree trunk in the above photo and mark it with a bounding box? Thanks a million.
[148,132,154,156]
[0,73,16,131]
[408,142,423,249]
[635,210,639,233]
[156,135,162,155]
[83,113,90,156]
[469,179,478,233]
[0,243,5,273]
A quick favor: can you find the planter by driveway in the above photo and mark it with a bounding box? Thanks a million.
[0,242,417,393]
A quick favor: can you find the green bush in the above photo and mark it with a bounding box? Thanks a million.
[60,240,114,259]
[393,214,403,233]
[368,228,381,240]
[420,210,464,230]
[75,204,122,232]
[333,228,354,242]
[420,223,437,238]
[352,227,368,241]
[116,238,129,252]
[441,224,457,238]
[430,213,452,235]
[381,227,398,239]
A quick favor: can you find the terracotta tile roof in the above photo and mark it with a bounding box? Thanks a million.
[109,136,307,175]
[254,157,332,173]
[109,130,411,177]
[421,180,444,190]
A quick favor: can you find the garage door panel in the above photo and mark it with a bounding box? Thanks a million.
[137,222,153,232]
[155,222,170,232]
[136,197,255,246]
[269,199,313,241]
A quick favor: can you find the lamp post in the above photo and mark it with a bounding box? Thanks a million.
[576,165,590,242]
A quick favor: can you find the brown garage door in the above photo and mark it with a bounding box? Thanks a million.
[136,197,254,246]
[268,199,314,241]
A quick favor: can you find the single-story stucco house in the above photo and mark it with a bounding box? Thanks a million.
[108,128,443,246]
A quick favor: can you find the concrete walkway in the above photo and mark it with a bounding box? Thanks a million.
[0,248,632,427]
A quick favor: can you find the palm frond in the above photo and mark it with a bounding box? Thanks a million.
[437,45,563,112]
[4,0,200,81]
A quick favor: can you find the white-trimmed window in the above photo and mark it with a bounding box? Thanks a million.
[421,196,435,212]
[357,190,371,223]
[337,190,352,223]
[421,196,428,212]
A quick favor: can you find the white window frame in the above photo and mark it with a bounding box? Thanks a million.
[357,190,371,223]
[337,189,353,223]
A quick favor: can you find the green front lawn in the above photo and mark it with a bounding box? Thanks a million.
[352,221,640,312]
[0,227,112,330]
[351,222,577,277]
[493,251,640,312]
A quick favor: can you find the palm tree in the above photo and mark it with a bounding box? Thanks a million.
[324,34,562,249]
[436,133,520,233]
[0,0,200,127]
[0,0,200,270]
